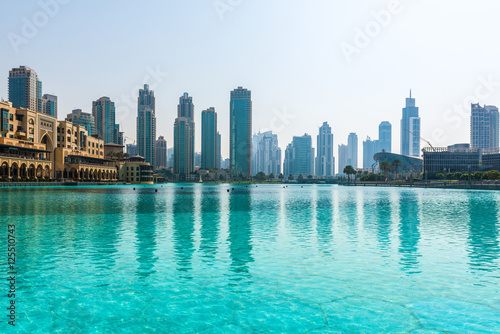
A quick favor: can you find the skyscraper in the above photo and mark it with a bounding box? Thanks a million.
[471,104,499,150]
[114,124,124,146]
[8,66,42,112]
[126,144,137,157]
[400,91,421,156]
[155,136,167,169]
[66,109,95,135]
[338,144,348,174]
[253,131,281,176]
[347,132,358,168]
[283,134,314,177]
[201,108,217,170]
[315,121,334,177]
[230,87,252,178]
[363,137,376,169]
[378,121,392,153]
[174,93,195,178]
[217,132,221,169]
[92,96,116,144]
[42,94,57,118]
[137,84,156,165]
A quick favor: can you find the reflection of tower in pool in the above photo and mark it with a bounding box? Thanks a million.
[172,186,195,276]
[375,190,392,254]
[467,194,499,272]
[135,191,159,278]
[228,188,254,281]
[315,188,334,255]
[200,188,220,263]
[398,191,421,273]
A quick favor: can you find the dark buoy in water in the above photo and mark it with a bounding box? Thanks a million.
[133,188,136,190]
[301,186,303,188]
[227,189,230,192]
[155,189,158,192]
[181,187,183,189]
[232,188,234,190]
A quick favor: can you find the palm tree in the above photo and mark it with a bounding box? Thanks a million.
[379,161,391,178]
[288,174,294,180]
[268,173,275,181]
[343,165,356,184]
[278,173,284,182]
[107,151,115,159]
[391,159,402,179]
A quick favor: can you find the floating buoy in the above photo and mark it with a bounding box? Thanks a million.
[227,189,229,192]
[181,187,183,189]
[232,188,234,190]
[155,189,158,192]
[133,188,136,190]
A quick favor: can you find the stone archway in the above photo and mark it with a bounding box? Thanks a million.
[20,163,27,179]
[10,163,19,179]
[1,162,9,179]
[36,164,43,179]
[28,164,35,179]
[44,165,50,179]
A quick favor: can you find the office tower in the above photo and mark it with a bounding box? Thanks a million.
[338,144,348,174]
[66,109,95,135]
[8,66,42,112]
[471,104,499,149]
[347,132,358,168]
[378,121,392,153]
[42,94,57,118]
[201,108,217,170]
[315,121,334,177]
[167,147,174,168]
[195,153,201,167]
[253,131,281,175]
[217,132,221,169]
[114,124,124,146]
[126,144,137,157]
[174,93,195,178]
[230,87,252,177]
[92,96,116,144]
[155,136,167,169]
[137,84,156,165]
[400,90,421,156]
[363,137,376,169]
[283,134,314,177]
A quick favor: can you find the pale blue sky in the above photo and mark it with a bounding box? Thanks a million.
[2,0,500,166]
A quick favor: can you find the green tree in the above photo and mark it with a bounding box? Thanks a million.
[289,174,294,180]
[278,173,284,182]
[379,161,391,178]
[255,172,267,181]
[343,165,356,183]
[307,175,313,179]
[298,174,304,180]
[436,173,444,180]
[391,159,402,179]
[486,170,500,180]
[268,173,275,181]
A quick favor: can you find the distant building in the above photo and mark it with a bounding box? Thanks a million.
[126,144,137,157]
[120,155,154,184]
[221,158,230,169]
[401,91,420,157]
[363,137,376,169]
[174,93,195,179]
[379,121,392,153]
[195,152,201,167]
[338,144,348,174]
[375,152,423,173]
[137,84,156,166]
[201,107,217,170]
[471,104,499,150]
[155,136,167,169]
[92,96,116,144]
[347,132,358,168]
[423,145,480,175]
[114,124,124,146]
[66,109,95,135]
[315,121,334,177]
[252,131,281,176]
[42,94,57,118]
[230,87,252,178]
[8,66,42,113]
[167,147,174,168]
[283,134,314,177]
[217,132,221,169]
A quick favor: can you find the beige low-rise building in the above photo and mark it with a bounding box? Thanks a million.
[54,121,118,181]
[0,101,56,180]
[120,155,154,184]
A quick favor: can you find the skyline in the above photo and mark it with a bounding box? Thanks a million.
[3,1,500,166]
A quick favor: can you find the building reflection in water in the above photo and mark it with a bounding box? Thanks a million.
[315,187,334,255]
[398,190,421,274]
[172,186,196,277]
[467,193,499,272]
[134,189,159,278]
[375,190,392,254]
[200,186,220,263]
[228,187,254,282]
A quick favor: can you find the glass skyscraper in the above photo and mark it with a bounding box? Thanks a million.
[137,84,156,165]
[283,134,314,177]
[230,87,252,178]
[201,108,217,170]
[66,109,95,135]
[174,93,195,179]
[400,91,421,157]
[42,94,57,118]
[338,144,348,174]
[92,96,116,144]
[347,132,358,168]
[315,121,334,177]
[155,136,167,169]
[471,104,499,150]
[8,66,42,113]
[252,131,281,176]
[363,121,392,168]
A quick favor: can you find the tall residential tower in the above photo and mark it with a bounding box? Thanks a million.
[471,104,499,150]
[137,84,156,165]
[230,87,252,178]
[174,93,195,178]
[315,121,334,177]
[400,91,420,157]
[92,96,116,144]
[8,66,42,112]
[201,108,218,170]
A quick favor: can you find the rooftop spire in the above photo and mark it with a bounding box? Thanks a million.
[410,89,412,99]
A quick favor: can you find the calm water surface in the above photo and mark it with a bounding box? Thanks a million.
[1,184,500,333]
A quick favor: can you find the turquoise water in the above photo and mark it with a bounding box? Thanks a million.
[1,184,500,333]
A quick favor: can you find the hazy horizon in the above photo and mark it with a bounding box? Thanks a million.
[2,0,500,168]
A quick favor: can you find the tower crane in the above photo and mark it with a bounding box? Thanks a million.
[405,129,436,152]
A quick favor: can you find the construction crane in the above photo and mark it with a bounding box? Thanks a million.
[123,136,135,145]
[405,129,436,152]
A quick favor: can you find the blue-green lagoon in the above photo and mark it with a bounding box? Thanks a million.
[1,184,500,333]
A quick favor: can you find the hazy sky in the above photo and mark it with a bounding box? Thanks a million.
[2,0,500,167]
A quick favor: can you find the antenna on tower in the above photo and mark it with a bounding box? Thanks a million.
[410,89,412,98]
